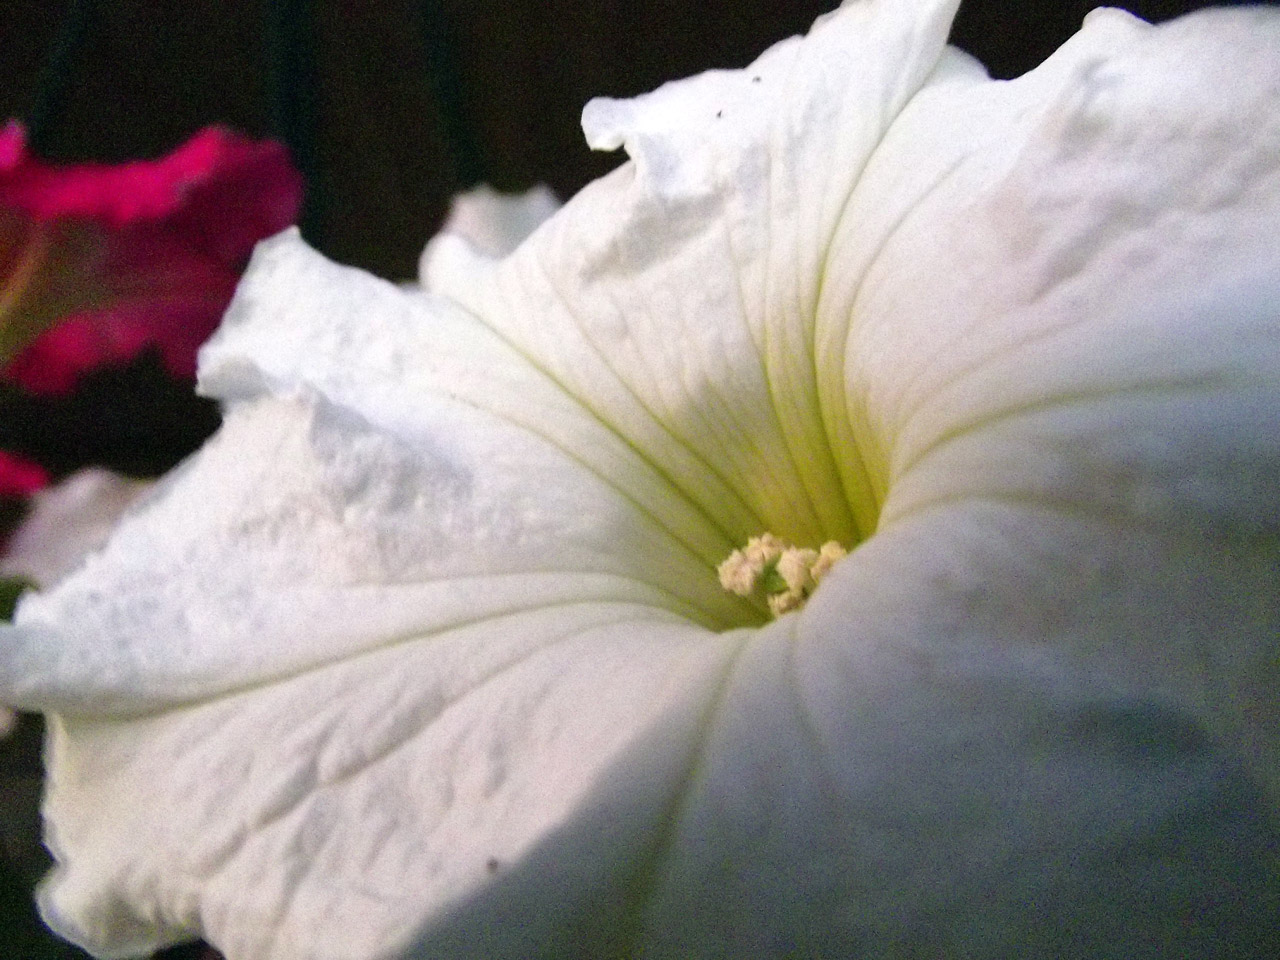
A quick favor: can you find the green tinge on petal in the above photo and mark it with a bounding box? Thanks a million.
[426,0,967,580]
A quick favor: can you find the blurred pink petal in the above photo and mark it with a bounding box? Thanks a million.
[0,121,303,395]
[5,287,231,394]
[0,450,48,498]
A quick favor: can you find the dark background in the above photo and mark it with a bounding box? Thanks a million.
[0,1,1275,957]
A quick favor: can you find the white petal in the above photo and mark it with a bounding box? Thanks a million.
[3,231,742,953]
[606,507,1277,955]
[817,6,1280,786]
[0,468,151,589]
[0,220,745,955]
[420,184,560,270]
[0,1,967,951]
[38,610,735,958]
[3,233,756,715]
[414,511,1279,956]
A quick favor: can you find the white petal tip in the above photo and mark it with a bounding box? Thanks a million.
[443,184,561,257]
[581,97,631,152]
[418,184,562,289]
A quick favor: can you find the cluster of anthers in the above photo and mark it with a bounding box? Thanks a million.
[717,533,848,617]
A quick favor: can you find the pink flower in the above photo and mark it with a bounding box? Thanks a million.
[0,122,303,394]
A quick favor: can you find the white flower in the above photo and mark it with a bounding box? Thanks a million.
[3,1,1280,957]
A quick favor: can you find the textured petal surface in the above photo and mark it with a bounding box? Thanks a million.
[8,230,746,955]
[0,1,1277,958]
[3,232,750,714]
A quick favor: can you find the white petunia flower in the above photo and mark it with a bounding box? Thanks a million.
[2,1,1279,957]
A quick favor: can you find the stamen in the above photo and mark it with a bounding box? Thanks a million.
[718,534,847,618]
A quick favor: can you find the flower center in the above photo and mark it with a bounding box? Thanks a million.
[718,533,847,618]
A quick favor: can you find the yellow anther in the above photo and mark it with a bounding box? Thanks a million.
[718,534,847,618]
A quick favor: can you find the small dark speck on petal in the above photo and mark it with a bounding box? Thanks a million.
[752,76,761,83]
[486,857,500,873]
[716,110,722,118]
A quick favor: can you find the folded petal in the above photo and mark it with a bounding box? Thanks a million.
[4,234,760,718]
[0,226,749,955]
